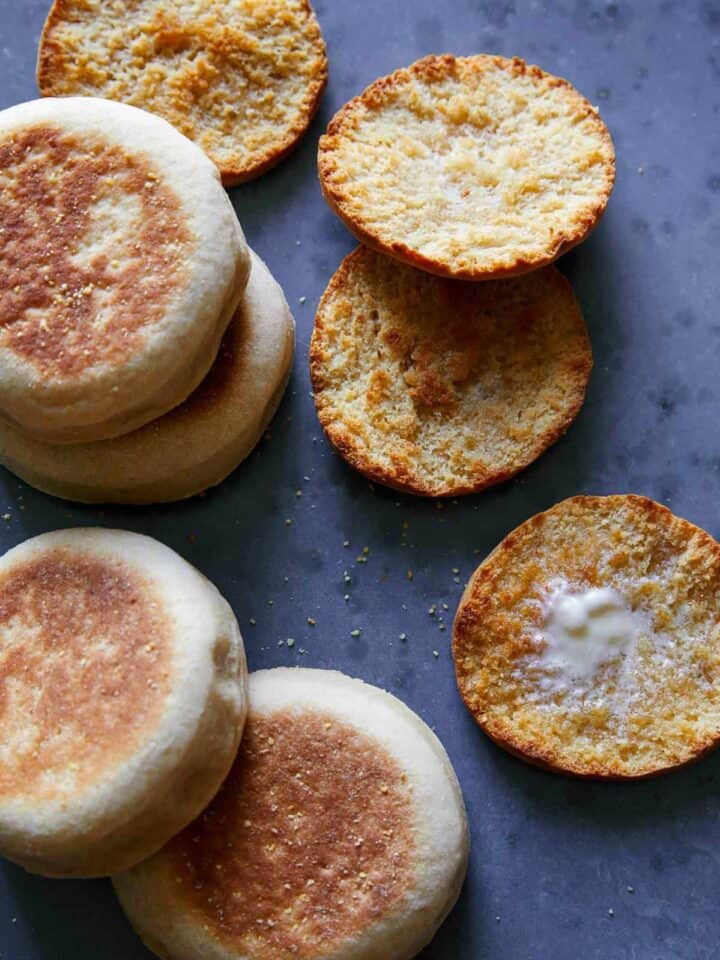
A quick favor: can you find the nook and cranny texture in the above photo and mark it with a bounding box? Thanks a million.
[453,495,720,779]
[38,0,328,183]
[310,246,592,497]
[319,54,615,279]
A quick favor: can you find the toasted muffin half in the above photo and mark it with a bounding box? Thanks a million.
[453,495,720,779]
[310,246,592,497]
[38,0,328,184]
[319,55,615,280]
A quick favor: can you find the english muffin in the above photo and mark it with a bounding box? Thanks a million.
[453,495,720,779]
[114,667,469,960]
[319,55,615,280]
[310,246,592,497]
[0,96,249,443]
[38,0,328,185]
[0,250,294,504]
[0,528,247,876]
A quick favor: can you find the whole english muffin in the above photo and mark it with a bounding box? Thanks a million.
[453,495,720,779]
[319,55,615,280]
[0,528,247,877]
[0,97,249,444]
[0,250,295,504]
[38,0,328,185]
[310,246,592,497]
[114,667,469,960]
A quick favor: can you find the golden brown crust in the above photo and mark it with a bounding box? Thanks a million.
[310,246,592,497]
[318,55,615,280]
[0,250,295,504]
[453,495,720,779]
[0,548,171,801]
[37,0,328,184]
[166,708,414,959]
[0,123,191,378]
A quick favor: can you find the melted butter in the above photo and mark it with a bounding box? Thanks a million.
[540,585,644,680]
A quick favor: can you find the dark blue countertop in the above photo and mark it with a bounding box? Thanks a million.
[1,2,719,958]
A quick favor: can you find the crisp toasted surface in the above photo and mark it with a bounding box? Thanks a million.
[319,55,615,279]
[0,547,170,803]
[453,495,720,779]
[0,251,295,504]
[310,246,591,497]
[0,124,190,380]
[114,667,469,960]
[169,708,413,959]
[38,0,328,183]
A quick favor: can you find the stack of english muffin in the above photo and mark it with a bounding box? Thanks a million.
[312,54,616,497]
[0,94,295,504]
[0,0,340,505]
[0,525,469,960]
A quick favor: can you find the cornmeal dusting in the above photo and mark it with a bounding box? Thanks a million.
[168,709,415,959]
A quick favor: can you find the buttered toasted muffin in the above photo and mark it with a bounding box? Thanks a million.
[38,0,328,185]
[319,55,615,280]
[0,250,294,504]
[0,528,247,877]
[310,246,591,497]
[114,668,469,960]
[453,495,720,779]
[0,97,249,443]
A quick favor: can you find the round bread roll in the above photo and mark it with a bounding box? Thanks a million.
[310,246,592,497]
[0,97,250,443]
[453,495,720,779]
[38,0,328,185]
[319,55,615,280]
[0,251,294,504]
[0,528,247,877]
[114,667,469,960]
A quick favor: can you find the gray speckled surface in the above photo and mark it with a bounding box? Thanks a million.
[1,1,720,958]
